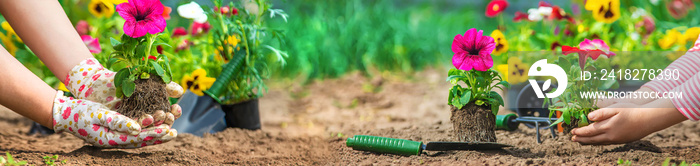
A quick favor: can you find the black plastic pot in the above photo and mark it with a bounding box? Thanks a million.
[222,99,261,130]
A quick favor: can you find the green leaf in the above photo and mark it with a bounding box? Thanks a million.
[162,55,173,78]
[116,86,124,98]
[161,72,171,83]
[558,56,571,73]
[496,81,510,89]
[110,37,121,47]
[446,75,466,85]
[489,91,505,106]
[150,61,165,77]
[122,81,135,97]
[106,58,120,69]
[6,152,13,163]
[460,91,471,106]
[114,68,129,87]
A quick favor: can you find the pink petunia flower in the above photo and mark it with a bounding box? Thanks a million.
[562,39,616,69]
[81,35,102,54]
[76,20,91,36]
[116,0,166,38]
[451,28,496,71]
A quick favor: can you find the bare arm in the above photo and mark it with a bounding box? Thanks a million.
[0,0,93,82]
[0,47,55,127]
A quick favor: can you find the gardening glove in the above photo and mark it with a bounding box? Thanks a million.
[64,58,184,127]
[52,91,178,148]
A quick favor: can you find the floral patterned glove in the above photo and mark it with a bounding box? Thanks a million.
[52,91,178,148]
[65,58,184,127]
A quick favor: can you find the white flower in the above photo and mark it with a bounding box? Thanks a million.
[650,0,660,5]
[243,0,260,16]
[527,7,552,21]
[178,2,207,23]
[630,32,641,41]
[631,8,648,19]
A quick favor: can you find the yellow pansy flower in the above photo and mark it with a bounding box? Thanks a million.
[1,21,21,43]
[0,32,17,56]
[89,0,116,18]
[585,0,620,23]
[490,29,508,55]
[495,64,508,82]
[684,27,700,43]
[180,69,216,96]
[658,29,682,49]
[507,57,529,84]
[107,0,128,4]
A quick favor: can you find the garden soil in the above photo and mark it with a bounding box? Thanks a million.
[2,69,700,165]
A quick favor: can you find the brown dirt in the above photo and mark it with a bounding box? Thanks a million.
[2,68,700,165]
[450,103,497,142]
[117,76,170,119]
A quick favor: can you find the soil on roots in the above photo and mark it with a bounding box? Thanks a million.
[116,76,170,119]
[450,103,496,142]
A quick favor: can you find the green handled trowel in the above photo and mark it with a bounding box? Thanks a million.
[346,135,512,156]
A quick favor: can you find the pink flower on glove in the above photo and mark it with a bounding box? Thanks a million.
[85,88,94,97]
[78,129,88,137]
[62,107,72,119]
[79,85,85,92]
[109,140,118,146]
[74,113,80,122]
[92,124,101,131]
[92,74,101,81]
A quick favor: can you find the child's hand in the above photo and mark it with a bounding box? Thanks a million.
[51,91,177,148]
[65,58,183,127]
[572,99,686,145]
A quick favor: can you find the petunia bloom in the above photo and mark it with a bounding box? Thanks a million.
[485,0,509,17]
[75,20,91,36]
[658,29,682,49]
[451,28,496,71]
[490,29,508,55]
[562,39,616,68]
[116,0,166,38]
[178,2,207,23]
[585,0,620,23]
[81,35,102,54]
[527,7,552,21]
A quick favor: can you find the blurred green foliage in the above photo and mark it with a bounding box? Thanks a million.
[271,0,497,81]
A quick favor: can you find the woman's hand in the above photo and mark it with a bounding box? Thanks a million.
[51,91,177,148]
[572,99,686,145]
[65,58,184,127]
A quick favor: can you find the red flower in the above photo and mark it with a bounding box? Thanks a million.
[539,1,551,7]
[172,27,187,37]
[162,6,172,20]
[116,0,166,38]
[513,11,529,22]
[485,0,509,17]
[550,6,574,22]
[156,45,163,54]
[232,7,239,15]
[142,55,157,61]
[78,129,88,137]
[191,21,211,35]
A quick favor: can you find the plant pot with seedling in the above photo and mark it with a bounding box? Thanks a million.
[106,28,175,120]
[448,28,509,142]
[172,0,287,130]
[545,39,618,135]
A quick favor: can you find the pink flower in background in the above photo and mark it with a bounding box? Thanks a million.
[451,28,496,71]
[81,35,102,54]
[76,20,91,36]
[172,27,187,37]
[562,39,616,68]
[116,0,166,38]
[191,21,211,35]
